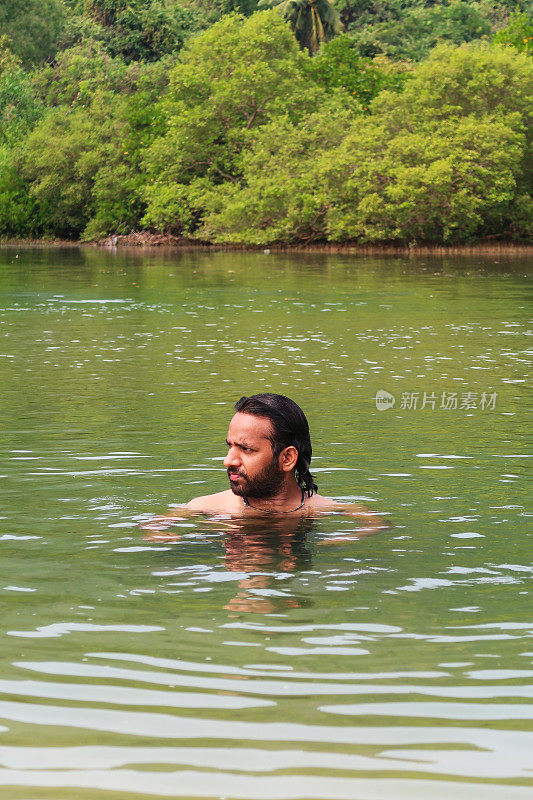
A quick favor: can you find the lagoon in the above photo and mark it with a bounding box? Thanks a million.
[0,246,531,799]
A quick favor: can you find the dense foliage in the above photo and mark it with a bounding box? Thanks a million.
[0,0,67,66]
[258,0,342,54]
[324,43,532,242]
[337,0,532,59]
[0,0,531,244]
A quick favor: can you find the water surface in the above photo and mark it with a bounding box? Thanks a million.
[0,246,531,799]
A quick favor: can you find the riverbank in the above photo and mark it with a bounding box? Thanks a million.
[2,234,533,257]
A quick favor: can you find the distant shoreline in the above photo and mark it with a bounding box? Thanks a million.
[2,235,532,257]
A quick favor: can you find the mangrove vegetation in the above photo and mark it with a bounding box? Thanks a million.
[0,0,531,244]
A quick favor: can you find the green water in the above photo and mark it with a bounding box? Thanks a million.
[0,246,531,800]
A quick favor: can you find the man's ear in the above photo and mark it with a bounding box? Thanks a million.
[279,445,299,472]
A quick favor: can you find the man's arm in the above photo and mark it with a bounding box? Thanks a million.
[314,500,390,544]
[139,491,234,540]
[138,504,195,533]
[335,502,388,528]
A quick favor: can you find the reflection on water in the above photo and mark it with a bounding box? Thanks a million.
[0,247,531,799]
[222,517,315,614]
[146,514,318,613]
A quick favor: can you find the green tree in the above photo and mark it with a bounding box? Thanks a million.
[1,33,171,240]
[79,0,199,62]
[33,41,171,108]
[142,11,342,234]
[305,33,410,109]
[326,114,526,242]
[16,93,125,237]
[258,0,342,54]
[347,0,493,60]
[84,78,167,238]
[16,58,166,240]
[370,39,532,121]
[0,41,44,237]
[33,43,130,108]
[323,43,533,242]
[195,99,356,243]
[493,10,533,53]
[0,146,40,237]
[0,55,43,147]
[0,0,66,66]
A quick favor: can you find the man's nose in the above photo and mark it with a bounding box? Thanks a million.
[224,448,241,469]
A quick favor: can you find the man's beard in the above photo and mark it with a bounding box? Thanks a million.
[228,457,285,499]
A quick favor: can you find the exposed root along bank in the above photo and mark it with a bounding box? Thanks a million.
[95,233,533,257]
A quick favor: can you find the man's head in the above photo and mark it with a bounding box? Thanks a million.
[223,393,318,499]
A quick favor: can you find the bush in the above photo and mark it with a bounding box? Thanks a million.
[325,114,526,242]
[0,146,39,237]
[196,100,356,243]
[323,43,533,242]
[142,11,345,234]
[17,92,131,238]
[0,63,43,147]
[493,10,533,54]
[305,34,410,110]
[0,0,67,66]
[79,0,200,62]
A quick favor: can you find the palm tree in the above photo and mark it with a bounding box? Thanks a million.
[259,0,342,55]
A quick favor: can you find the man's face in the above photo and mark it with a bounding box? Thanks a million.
[224,412,284,498]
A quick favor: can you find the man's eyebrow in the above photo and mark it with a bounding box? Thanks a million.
[225,438,256,449]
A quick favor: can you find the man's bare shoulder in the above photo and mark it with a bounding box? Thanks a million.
[139,491,237,532]
[186,490,242,513]
[307,494,388,526]
[308,494,371,509]
[306,493,345,511]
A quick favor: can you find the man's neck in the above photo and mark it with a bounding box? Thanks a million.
[245,480,304,513]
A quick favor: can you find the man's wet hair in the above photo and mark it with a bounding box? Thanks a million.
[234,393,318,497]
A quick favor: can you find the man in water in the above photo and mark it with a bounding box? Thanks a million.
[180,393,384,527]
